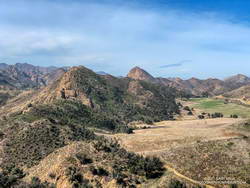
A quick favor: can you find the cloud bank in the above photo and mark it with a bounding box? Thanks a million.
[1,0,250,78]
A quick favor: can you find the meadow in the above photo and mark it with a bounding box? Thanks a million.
[188,98,250,118]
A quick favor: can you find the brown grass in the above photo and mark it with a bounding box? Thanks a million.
[113,118,242,154]
[111,118,250,188]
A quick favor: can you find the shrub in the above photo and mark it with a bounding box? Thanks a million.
[66,167,91,188]
[75,153,93,165]
[0,167,25,188]
[198,115,204,119]
[183,106,190,111]
[230,114,238,118]
[2,121,96,169]
[90,167,109,176]
[211,112,223,118]
[168,179,187,188]
[29,177,56,188]
[230,184,238,188]
[48,173,56,179]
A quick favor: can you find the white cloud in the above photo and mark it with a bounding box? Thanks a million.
[1,1,250,78]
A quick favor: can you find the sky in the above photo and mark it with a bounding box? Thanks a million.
[1,0,250,79]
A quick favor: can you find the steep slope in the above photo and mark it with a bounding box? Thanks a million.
[0,66,36,89]
[127,66,157,83]
[224,74,250,84]
[223,84,250,99]
[40,66,178,122]
[0,63,68,89]
[42,68,66,85]
[126,67,250,96]
[0,117,165,187]
[186,78,229,96]
[0,66,179,126]
[0,66,175,187]
[224,74,250,89]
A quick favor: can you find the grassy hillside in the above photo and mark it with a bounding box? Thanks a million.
[0,66,179,125]
[0,66,182,187]
[189,98,250,118]
[0,116,166,187]
[62,66,179,123]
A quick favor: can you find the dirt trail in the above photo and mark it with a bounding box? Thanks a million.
[164,164,215,188]
[112,118,244,187]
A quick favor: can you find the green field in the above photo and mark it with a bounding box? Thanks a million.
[189,98,250,118]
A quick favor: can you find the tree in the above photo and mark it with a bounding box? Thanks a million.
[60,88,66,99]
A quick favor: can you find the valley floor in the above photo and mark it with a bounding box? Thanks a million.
[111,118,250,188]
[187,98,250,118]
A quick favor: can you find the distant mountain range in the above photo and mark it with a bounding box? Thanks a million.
[0,63,250,98]
[0,63,67,89]
[126,66,250,97]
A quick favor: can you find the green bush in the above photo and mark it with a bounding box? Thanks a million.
[90,167,109,176]
[2,120,96,169]
[66,166,91,188]
[75,153,93,165]
[169,179,187,188]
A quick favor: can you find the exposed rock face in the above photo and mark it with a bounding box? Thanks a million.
[0,65,179,123]
[127,66,156,83]
[1,63,249,97]
[126,66,250,96]
[0,66,35,89]
[54,67,94,107]
[0,63,67,89]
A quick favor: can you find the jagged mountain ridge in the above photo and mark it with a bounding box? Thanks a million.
[0,63,250,97]
[0,63,67,89]
[1,66,179,124]
[127,66,250,96]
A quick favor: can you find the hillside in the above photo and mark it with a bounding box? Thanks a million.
[0,63,249,98]
[223,84,250,99]
[0,66,179,125]
[224,74,250,86]
[0,63,66,90]
[0,66,182,187]
[0,64,250,187]
[127,66,157,83]
[0,116,166,187]
[127,67,250,97]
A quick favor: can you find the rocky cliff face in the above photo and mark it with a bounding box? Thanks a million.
[127,66,157,83]
[0,63,67,89]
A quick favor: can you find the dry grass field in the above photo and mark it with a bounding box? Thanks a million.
[113,118,243,153]
[112,118,250,188]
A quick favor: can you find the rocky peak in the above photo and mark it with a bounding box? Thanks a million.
[127,66,156,82]
[224,74,250,84]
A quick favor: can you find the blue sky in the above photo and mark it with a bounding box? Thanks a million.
[1,0,250,79]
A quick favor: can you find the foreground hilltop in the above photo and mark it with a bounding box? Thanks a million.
[0,65,182,187]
